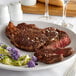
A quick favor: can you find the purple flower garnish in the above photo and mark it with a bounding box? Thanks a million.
[0,43,3,46]
[6,47,12,51]
[27,56,38,67]
[27,60,36,67]
[0,54,2,56]
[0,43,38,68]
[32,56,37,62]
[7,47,20,60]
[0,54,4,59]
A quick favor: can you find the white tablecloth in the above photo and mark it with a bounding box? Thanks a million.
[0,0,76,76]
[0,13,76,76]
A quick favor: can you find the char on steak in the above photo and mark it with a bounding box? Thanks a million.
[34,47,74,64]
[43,28,71,50]
[6,22,48,52]
[6,22,71,52]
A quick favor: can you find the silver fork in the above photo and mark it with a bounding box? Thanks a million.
[65,59,76,76]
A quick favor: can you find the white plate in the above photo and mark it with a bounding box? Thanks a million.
[0,21,76,71]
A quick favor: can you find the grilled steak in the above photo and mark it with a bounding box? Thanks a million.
[6,22,71,52]
[34,47,74,64]
[6,22,48,52]
[43,28,71,50]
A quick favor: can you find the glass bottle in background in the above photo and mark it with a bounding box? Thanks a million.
[8,2,23,22]
[39,0,50,20]
[60,0,73,29]
[0,5,10,25]
[44,0,49,19]
[39,0,57,24]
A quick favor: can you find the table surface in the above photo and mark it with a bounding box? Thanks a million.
[0,13,76,76]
